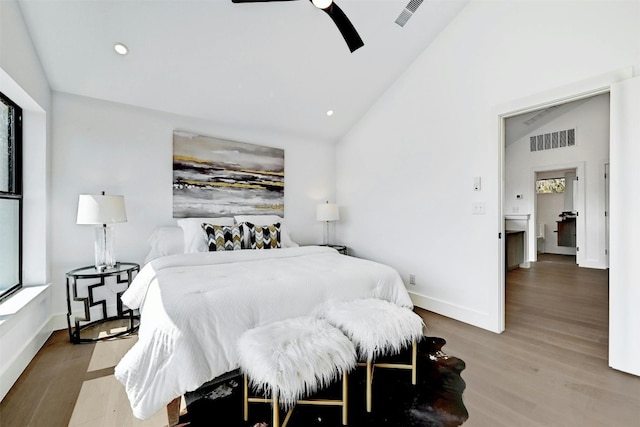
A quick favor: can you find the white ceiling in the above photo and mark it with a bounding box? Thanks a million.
[18,0,468,143]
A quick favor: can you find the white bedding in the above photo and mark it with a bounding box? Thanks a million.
[114,246,413,420]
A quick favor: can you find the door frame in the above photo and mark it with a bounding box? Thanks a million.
[604,162,610,268]
[531,163,584,264]
[497,79,617,332]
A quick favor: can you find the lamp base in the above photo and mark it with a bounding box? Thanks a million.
[94,225,116,271]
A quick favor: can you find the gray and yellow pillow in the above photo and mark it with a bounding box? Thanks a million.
[202,223,242,251]
[244,222,281,249]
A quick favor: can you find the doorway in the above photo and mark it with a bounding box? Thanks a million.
[501,91,610,329]
[497,74,640,375]
[534,167,578,263]
[503,93,609,270]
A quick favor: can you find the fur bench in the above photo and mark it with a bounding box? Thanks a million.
[237,316,357,427]
[319,298,425,412]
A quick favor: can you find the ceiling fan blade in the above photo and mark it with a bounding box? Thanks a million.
[231,0,363,53]
[320,1,364,52]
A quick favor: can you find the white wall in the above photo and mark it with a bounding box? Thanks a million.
[50,92,336,321]
[336,0,640,335]
[506,94,610,267]
[0,0,52,401]
[0,0,51,287]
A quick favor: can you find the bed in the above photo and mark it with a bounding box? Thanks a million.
[114,222,413,421]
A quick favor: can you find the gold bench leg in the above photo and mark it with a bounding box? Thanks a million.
[245,369,350,426]
[412,340,417,385]
[342,369,349,425]
[244,374,249,421]
[364,340,418,413]
[244,375,283,427]
[282,406,294,427]
[273,390,280,427]
[366,359,373,413]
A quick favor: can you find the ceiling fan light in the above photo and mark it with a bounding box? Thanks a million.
[312,0,333,9]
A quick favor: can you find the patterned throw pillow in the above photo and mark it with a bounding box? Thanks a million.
[202,223,242,251]
[244,222,281,249]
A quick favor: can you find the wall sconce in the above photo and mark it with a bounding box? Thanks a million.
[76,191,127,271]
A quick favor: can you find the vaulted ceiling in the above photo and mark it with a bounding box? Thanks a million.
[18,0,469,142]
[504,96,596,147]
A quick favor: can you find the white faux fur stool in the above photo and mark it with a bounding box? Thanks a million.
[237,316,357,427]
[320,298,425,413]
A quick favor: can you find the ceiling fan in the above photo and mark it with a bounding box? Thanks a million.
[231,0,364,53]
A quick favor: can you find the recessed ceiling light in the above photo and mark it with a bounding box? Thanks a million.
[114,43,129,55]
[326,110,334,117]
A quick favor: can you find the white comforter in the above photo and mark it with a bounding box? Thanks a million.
[114,246,413,420]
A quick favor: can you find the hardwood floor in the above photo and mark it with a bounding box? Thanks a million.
[419,257,640,427]
[1,258,638,426]
[0,330,170,427]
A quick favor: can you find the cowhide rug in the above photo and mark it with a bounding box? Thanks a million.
[179,337,468,427]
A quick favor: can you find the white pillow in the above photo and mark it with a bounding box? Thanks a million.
[144,226,184,263]
[233,215,298,248]
[177,217,235,253]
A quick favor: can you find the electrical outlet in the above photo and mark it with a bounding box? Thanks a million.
[472,201,486,215]
[409,274,416,285]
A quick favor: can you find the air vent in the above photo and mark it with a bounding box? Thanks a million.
[395,0,424,27]
[530,128,576,152]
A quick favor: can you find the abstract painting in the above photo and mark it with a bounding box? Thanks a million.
[173,131,284,218]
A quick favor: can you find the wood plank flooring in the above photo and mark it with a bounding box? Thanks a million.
[419,255,640,426]
[1,256,639,426]
[0,331,170,427]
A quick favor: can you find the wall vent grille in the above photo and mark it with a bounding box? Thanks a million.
[395,0,424,27]
[530,128,575,152]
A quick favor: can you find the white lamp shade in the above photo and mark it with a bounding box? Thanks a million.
[77,194,127,225]
[316,203,340,222]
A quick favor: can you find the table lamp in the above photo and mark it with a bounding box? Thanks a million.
[316,201,340,245]
[77,191,127,271]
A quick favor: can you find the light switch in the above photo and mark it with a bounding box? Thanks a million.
[473,176,481,191]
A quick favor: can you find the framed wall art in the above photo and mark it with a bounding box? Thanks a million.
[173,131,284,218]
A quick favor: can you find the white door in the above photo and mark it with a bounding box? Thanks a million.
[609,76,640,376]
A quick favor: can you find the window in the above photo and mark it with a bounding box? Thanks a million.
[536,177,565,194]
[0,91,22,302]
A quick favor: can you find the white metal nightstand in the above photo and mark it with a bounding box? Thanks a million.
[65,262,139,343]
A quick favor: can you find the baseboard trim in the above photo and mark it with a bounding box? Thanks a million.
[0,286,54,401]
[578,259,608,270]
[409,291,502,333]
[50,312,69,332]
[0,320,52,401]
